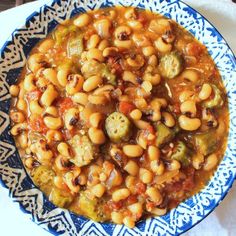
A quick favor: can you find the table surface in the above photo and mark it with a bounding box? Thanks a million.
[0,1,235,236]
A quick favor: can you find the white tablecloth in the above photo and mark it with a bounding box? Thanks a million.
[0,1,235,235]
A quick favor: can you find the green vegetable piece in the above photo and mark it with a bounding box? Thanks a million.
[155,123,174,147]
[67,34,84,57]
[105,112,131,143]
[69,134,96,167]
[79,192,103,222]
[171,141,190,166]
[101,65,116,85]
[81,59,104,78]
[32,165,55,195]
[194,131,217,156]
[54,25,77,45]
[203,84,223,108]
[159,51,183,79]
[50,188,73,208]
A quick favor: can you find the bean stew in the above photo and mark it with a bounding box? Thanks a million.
[9,7,228,228]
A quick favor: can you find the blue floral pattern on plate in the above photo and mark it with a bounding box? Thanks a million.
[0,0,235,235]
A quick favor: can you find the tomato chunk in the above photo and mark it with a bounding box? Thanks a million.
[29,116,48,134]
[118,101,135,115]
[57,97,74,114]
[26,89,42,101]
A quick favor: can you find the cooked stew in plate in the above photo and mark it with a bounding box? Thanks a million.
[9,7,228,228]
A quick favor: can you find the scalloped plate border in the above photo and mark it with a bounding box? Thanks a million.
[0,0,236,235]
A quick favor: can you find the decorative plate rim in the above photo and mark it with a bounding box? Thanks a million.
[0,0,236,235]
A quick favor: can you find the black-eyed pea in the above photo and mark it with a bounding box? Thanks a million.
[112,188,130,202]
[17,133,28,149]
[154,37,172,53]
[55,155,70,171]
[127,54,144,68]
[123,144,143,157]
[94,19,111,38]
[94,84,114,95]
[54,176,67,190]
[88,94,108,105]
[38,39,54,53]
[150,207,167,216]
[203,154,218,171]
[181,69,199,82]
[43,68,61,88]
[29,100,44,115]
[41,84,58,107]
[133,120,150,130]
[143,72,161,86]
[64,108,80,130]
[125,175,136,193]
[111,212,123,224]
[44,116,63,130]
[122,71,138,85]
[142,46,156,56]
[162,112,175,127]
[146,187,163,205]
[88,127,106,145]
[149,18,171,34]
[10,111,25,123]
[141,81,153,93]
[114,25,131,40]
[180,100,197,116]
[91,183,106,198]
[66,74,84,95]
[80,107,93,124]
[134,98,148,110]
[128,202,143,216]
[74,13,91,27]
[44,106,58,117]
[179,90,195,103]
[11,123,28,136]
[24,157,37,169]
[130,109,142,120]
[89,112,103,128]
[124,160,139,176]
[102,47,119,57]
[114,39,132,49]
[98,39,109,51]
[57,68,69,87]
[123,216,135,228]
[64,172,80,193]
[83,75,103,92]
[148,55,158,67]
[72,92,88,106]
[24,74,36,92]
[87,48,104,62]
[192,153,204,170]
[46,130,63,143]
[178,115,201,131]
[150,160,165,175]
[199,83,212,100]
[124,7,137,20]
[28,53,46,73]
[77,174,87,185]
[148,146,160,161]
[150,98,167,108]
[9,85,20,97]
[31,140,53,164]
[17,99,27,111]
[127,20,143,30]
[139,168,153,184]
[87,34,100,49]
[169,160,181,171]
[57,142,70,156]
[132,33,151,47]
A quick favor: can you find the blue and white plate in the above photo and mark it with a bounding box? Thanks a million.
[0,0,235,235]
